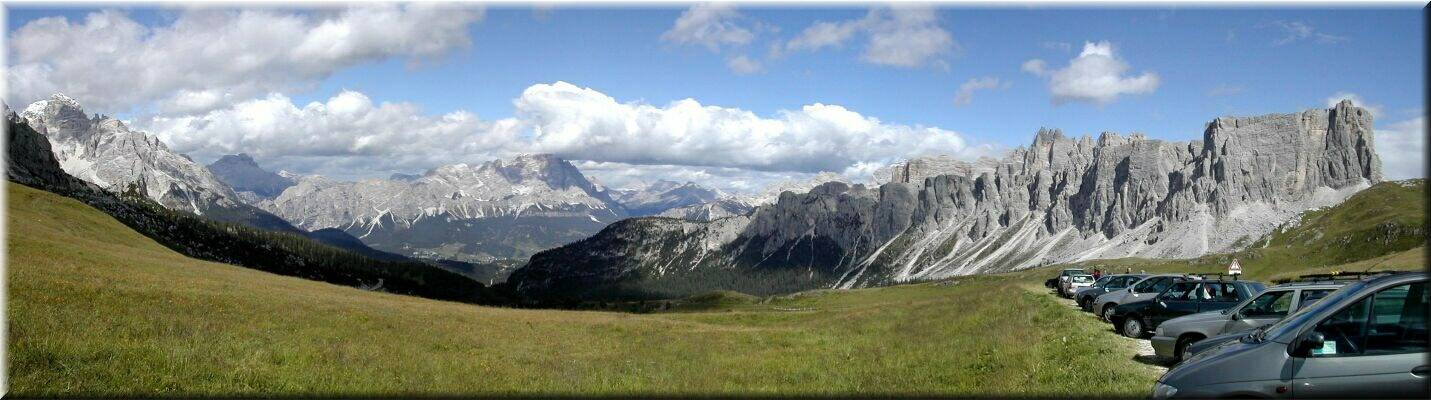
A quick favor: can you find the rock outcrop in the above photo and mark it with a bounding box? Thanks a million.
[507,102,1382,301]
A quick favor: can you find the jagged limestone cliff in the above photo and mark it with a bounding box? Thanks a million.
[507,101,1382,301]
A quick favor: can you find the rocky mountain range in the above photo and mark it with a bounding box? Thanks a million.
[254,154,629,266]
[20,94,296,231]
[506,101,1383,301]
[6,112,493,302]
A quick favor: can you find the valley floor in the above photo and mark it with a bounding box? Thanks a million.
[6,183,1158,396]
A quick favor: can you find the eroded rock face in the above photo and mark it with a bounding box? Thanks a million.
[21,94,240,215]
[508,102,1381,301]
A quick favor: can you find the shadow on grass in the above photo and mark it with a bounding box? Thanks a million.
[1133,354,1173,367]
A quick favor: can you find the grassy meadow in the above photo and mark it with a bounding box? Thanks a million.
[7,179,1423,396]
[7,182,1156,396]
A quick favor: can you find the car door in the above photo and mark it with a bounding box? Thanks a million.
[1292,281,1428,398]
[1225,289,1294,334]
[1151,281,1201,326]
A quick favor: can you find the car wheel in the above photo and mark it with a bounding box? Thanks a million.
[1101,304,1117,321]
[1174,336,1201,363]
[1121,317,1144,338]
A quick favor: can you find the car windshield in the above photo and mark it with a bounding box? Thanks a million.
[1261,280,1369,339]
[1092,276,1112,287]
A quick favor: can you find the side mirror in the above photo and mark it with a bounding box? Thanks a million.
[1230,312,1241,321]
[1292,332,1326,357]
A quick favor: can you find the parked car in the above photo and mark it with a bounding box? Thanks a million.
[1075,274,1148,311]
[1152,272,1427,399]
[1110,279,1266,338]
[1060,274,1095,298]
[1092,274,1190,322]
[1152,280,1344,362]
[1046,268,1086,290]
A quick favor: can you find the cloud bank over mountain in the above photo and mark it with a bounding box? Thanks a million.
[132,81,996,190]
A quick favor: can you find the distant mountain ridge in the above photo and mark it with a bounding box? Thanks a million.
[258,154,628,266]
[506,101,1383,302]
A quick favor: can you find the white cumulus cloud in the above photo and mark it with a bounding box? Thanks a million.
[1023,41,1160,105]
[953,77,1006,106]
[660,3,755,51]
[6,5,482,114]
[121,82,992,185]
[726,55,763,75]
[785,6,954,69]
[1376,117,1425,181]
[514,81,986,173]
[131,91,520,178]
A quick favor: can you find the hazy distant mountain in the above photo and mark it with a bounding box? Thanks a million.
[206,154,295,199]
[611,180,725,216]
[508,101,1383,301]
[260,154,627,267]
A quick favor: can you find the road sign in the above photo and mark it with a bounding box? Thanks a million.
[1228,259,1242,275]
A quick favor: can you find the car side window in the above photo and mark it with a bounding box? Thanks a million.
[1309,294,1370,357]
[1138,277,1174,294]
[1310,281,1428,357]
[1242,291,1294,318]
[1160,282,1198,301]
[1363,282,1427,356]
[1201,283,1240,302]
[1132,277,1161,293]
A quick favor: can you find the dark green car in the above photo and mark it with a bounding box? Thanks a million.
[1110,279,1267,338]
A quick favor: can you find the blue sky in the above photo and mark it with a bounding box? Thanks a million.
[5,4,1425,191]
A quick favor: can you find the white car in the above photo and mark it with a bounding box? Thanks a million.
[1061,274,1095,297]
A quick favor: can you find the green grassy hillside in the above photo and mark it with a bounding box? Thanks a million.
[1058,180,1426,281]
[7,182,1157,396]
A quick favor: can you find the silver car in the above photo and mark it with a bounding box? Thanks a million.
[1074,274,1148,311]
[1092,274,1189,322]
[1151,281,1343,362]
[1060,274,1095,297]
[1152,272,1427,399]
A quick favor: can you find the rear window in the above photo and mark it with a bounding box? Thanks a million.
[1072,275,1094,283]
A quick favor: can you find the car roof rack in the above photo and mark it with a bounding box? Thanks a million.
[1271,270,1409,285]
[1188,273,1241,281]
